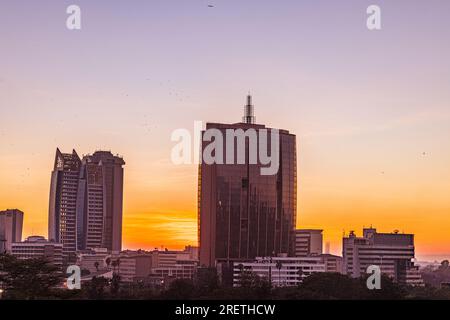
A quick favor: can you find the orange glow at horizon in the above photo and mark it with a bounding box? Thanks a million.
[1,138,450,261]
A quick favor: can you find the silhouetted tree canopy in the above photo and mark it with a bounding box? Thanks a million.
[0,253,64,299]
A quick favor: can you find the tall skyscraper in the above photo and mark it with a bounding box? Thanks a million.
[11,236,63,270]
[48,149,81,262]
[49,149,125,261]
[198,95,297,267]
[0,209,24,253]
[78,151,125,252]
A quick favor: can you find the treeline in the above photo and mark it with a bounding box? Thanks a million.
[2,254,450,300]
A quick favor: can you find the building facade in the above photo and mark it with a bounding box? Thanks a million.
[76,247,110,273]
[294,229,323,257]
[343,228,423,286]
[118,255,153,283]
[11,236,63,270]
[77,151,125,252]
[48,149,81,262]
[150,247,199,280]
[112,247,199,283]
[0,209,23,253]
[321,254,344,274]
[233,256,326,287]
[199,95,297,267]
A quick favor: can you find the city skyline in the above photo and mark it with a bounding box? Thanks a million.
[1,1,450,261]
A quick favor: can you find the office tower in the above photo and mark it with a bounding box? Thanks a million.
[343,228,424,286]
[294,229,323,257]
[49,149,125,260]
[48,149,81,262]
[78,151,125,252]
[11,236,63,269]
[0,209,24,253]
[199,95,297,267]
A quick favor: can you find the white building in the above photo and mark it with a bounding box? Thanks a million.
[11,236,63,269]
[117,254,153,282]
[76,247,110,273]
[343,228,424,286]
[150,247,199,280]
[110,246,199,283]
[295,229,323,257]
[233,256,326,287]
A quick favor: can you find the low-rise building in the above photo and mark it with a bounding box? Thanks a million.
[0,209,24,253]
[295,229,323,257]
[111,246,199,283]
[76,247,110,273]
[11,236,63,269]
[343,228,424,286]
[233,256,326,287]
[321,254,344,274]
[118,254,153,282]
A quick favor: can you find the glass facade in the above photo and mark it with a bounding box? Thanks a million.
[199,122,297,267]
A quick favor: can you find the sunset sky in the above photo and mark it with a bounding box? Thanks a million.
[1,0,450,260]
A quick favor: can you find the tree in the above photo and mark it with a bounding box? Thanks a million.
[162,279,195,300]
[105,257,111,269]
[295,273,366,300]
[0,254,64,300]
[116,258,121,275]
[111,260,117,273]
[86,276,109,300]
[110,273,121,296]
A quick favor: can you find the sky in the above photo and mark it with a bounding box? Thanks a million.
[1,0,450,261]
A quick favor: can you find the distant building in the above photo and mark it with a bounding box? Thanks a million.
[76,248,110,273]
[0,209,23,253]
[233,256,326,287]
[343,228,423,286]
[294,229,323,257]
[11,236,63,270]
[111,247,199,283]
[117,255,153,283]
[320,254,343,274]
[199,95,297,267]
[150,247,199,280]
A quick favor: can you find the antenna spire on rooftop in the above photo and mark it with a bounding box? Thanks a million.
[242,94,256,124]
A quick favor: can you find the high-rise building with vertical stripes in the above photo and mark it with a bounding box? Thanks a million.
[78,151,125,252]
[49,149,125,263]
[199,95,297,268]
